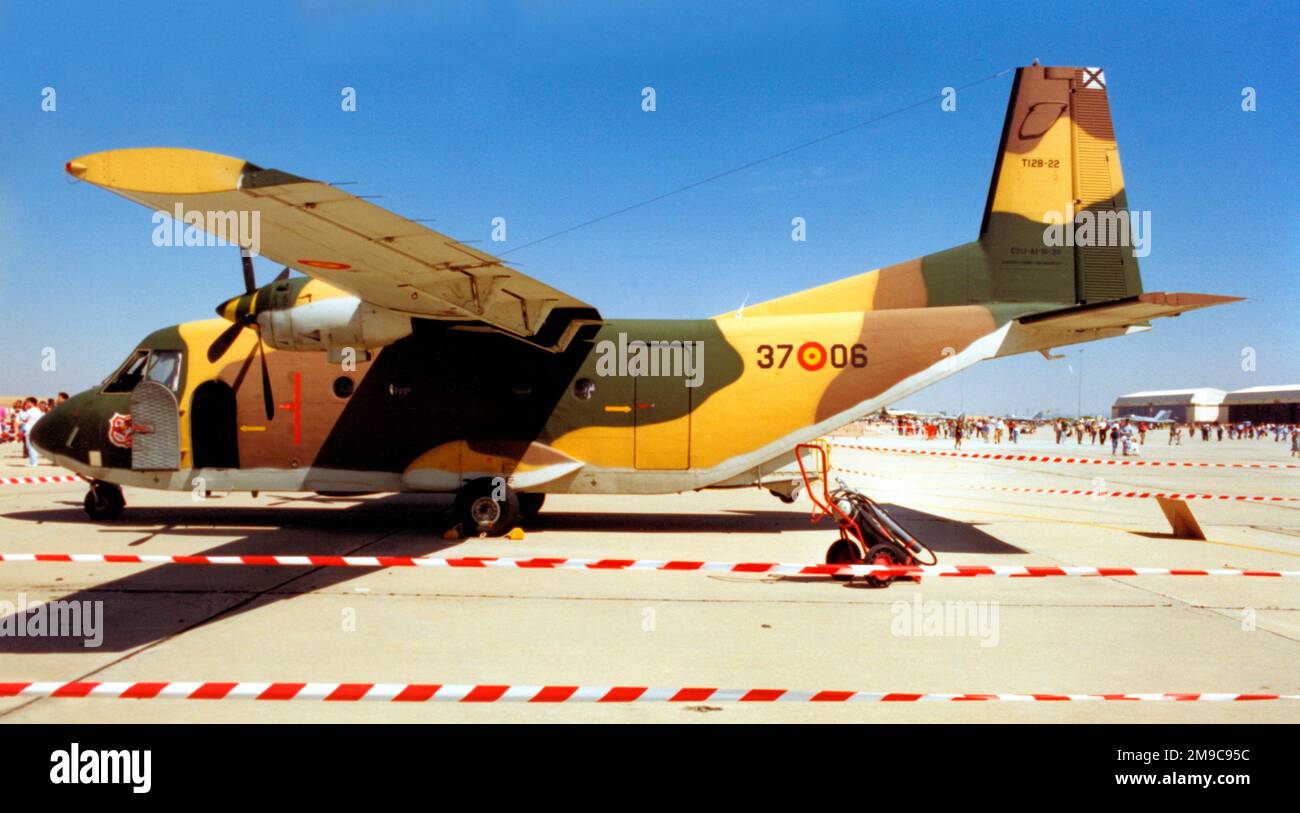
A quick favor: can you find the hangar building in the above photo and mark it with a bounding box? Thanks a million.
[1111,388,1226,423]
[1222,385,1300,424]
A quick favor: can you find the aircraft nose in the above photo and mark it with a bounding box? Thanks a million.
[29,404,67,456]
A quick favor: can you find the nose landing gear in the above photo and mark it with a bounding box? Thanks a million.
[83,480,126,521]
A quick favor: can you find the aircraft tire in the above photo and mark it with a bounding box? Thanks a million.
[84,481,125,521]
[518,492,545,521]
[455,478,521,537]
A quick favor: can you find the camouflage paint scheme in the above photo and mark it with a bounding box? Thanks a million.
[34,65,1237,498]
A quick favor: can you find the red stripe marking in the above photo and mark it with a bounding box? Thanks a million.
[121,682,167,699]
[530,686,578,703]
[661,561,704,570]
[670,687,716,702]
[393,684,441,702]
[600,686,648,702]
[954,694,996,701]
[0,682,31,696]
[1234,694,1278,701]
[326,684,374,701]
[1031,694,1070,701]
[740,689,785,702]
[882,693,922,701]
[462,685,510,702]
[732,562,776,572]
[517,558,566,568]
[34,553,72,562]
[258,683,306,700]
[51,682,98,697]
[190,682,237,699]
[589,559,636,569]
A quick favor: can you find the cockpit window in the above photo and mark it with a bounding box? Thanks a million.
[146,350,182,390]
[102,350,150,394]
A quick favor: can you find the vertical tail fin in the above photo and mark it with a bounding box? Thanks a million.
[979,64,1144,305]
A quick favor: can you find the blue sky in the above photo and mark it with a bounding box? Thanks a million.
[1,1,1295,415]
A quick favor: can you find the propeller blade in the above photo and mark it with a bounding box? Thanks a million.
[258,338,275,421]
[207,314,256,363]
[240,249,256,294]
[272,267,291,283]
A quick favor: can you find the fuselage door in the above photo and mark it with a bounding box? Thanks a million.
[129,381,181,470]
[633,340,693,469]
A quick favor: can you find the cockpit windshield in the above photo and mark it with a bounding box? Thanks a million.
[102,349,183,394]
[146,350,182,390]
[103,350,149,393]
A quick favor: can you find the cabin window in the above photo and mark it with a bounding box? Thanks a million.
[102,350,150,394]
[573,378,596,400]
[333,376,355,398]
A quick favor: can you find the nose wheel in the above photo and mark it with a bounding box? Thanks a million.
[83,480,125,521]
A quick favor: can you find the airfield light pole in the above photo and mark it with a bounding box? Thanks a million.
[1077,349,1084,418]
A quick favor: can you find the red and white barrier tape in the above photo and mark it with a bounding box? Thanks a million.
[830,441,1299,469]
[0,475,81,486]
[1,681,1294,703]
[966,484,1299,502]
[831,466,1298,503]
[1,553,1296,578]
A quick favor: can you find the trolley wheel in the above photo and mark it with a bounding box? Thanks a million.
[84,481,125,521]
[863,542,905,588]
[825,538,862,581]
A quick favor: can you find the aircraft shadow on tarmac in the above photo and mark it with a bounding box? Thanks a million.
[0,497,1021,654]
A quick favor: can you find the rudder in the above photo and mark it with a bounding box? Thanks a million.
[979,64,1144,305]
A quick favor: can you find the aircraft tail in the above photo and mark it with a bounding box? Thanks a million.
[729,64,1149,319]
[978,63,1144,305]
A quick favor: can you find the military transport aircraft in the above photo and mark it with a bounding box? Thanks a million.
[34,64,1238,539]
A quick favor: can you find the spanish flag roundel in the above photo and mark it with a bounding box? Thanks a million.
[797,341,827,371]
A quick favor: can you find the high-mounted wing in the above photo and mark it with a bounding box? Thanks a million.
[66,148,601,349]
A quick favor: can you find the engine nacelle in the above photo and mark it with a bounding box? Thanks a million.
[258,296,413,353]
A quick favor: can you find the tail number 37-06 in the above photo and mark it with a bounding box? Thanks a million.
[756,342,868,371]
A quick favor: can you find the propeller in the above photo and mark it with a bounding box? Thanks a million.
[207,249,276,420]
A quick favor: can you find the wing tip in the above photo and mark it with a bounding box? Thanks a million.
[65,147,249,194]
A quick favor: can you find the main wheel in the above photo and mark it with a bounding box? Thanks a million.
[863,542,905,588]
[454,478,520,537]
[84,481,125,521]
[518,492,546,521]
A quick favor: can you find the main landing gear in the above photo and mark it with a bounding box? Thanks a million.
[453,477,522,537]
[83,480,125,521]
